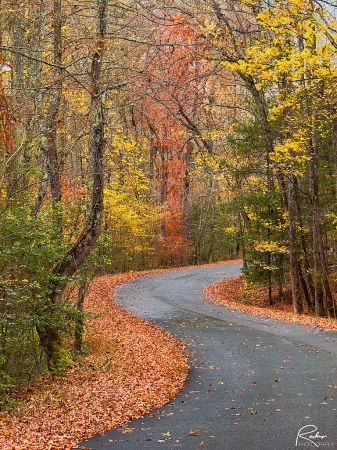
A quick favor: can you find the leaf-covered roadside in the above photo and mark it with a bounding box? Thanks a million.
[204,276,337,332]
[0,272,189,450]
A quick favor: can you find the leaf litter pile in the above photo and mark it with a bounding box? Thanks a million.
[204,275,337,331]
[0,271,189,450]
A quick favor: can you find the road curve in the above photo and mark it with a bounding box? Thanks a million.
[76,263,337,450]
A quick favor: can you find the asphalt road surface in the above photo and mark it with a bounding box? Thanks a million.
[76,263,337,450]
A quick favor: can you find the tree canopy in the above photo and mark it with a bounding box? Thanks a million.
[1,0,337,399]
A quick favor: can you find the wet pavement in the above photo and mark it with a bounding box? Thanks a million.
[75,263,337,450]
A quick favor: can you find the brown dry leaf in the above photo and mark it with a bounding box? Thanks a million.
[0,262,241,450]
[0,269,192,450]
[0,262,244,450]
[189,430,200,436]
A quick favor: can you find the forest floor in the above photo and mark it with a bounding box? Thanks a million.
[204,275,337,332]
[0,261,238,450]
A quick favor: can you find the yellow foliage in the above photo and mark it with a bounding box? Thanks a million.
[253,241,289,255]
[104,136,159,254]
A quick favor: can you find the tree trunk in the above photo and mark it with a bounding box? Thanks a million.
[31,158,48,218]
[159,145,167,240]
[37,0,107,369]
[45,0,62,238]
[288,174,303,314]
[298,262,311,313]
[36,323,73,371]
[304,16,335,318]
[182,141,191,265]
[293,178,315,313]
[309,114,335,317]
[208,202,215,264]
[313,231,325,317]
[207,175,215,264]
[74,280,89,354]
[53,0,106,281]
[277,281,283,303]
[332,117,337,201]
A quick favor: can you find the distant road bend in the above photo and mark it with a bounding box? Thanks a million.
[76,262,337,450]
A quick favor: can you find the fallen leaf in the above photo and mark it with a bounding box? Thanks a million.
[0,271,189,450]
[204,276,337,334]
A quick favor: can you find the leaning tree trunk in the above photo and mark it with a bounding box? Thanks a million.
[36,0,107,370]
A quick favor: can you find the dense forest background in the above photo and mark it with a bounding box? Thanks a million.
[2,0,337,400]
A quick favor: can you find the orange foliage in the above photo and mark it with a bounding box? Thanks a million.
[60,176,85,205]
[127,17,213,265]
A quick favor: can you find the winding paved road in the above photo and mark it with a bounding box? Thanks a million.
[76,263,337,450]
